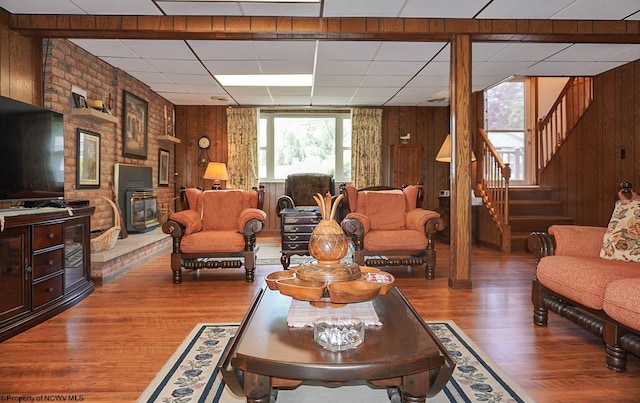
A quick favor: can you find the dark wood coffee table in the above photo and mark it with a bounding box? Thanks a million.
[220,287,455,403]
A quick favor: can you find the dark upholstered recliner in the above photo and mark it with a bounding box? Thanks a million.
[340,184,445,279]
[276,173,335,216]
[162,187,266,284]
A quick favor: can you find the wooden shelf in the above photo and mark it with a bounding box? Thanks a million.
[157,135,181,143]
[69,108,118,124]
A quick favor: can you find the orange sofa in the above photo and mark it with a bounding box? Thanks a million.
[529,224,640,371]
[162,187,266,284]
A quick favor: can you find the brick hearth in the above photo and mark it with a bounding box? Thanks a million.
[91,228,171,285]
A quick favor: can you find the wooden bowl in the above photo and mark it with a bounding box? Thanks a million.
[360,267,395,295]
[276,277,326,301]
[327,280,381,304]
[265,270,295,290]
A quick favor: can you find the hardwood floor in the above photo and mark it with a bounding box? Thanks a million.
[0,238,638,402]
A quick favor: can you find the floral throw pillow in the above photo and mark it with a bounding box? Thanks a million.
[600,200,640,262]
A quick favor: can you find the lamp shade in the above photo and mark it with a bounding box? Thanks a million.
[203,162,229,181]
[435,134,476,162]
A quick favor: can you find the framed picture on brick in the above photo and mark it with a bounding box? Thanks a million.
[76,128,100,188]
[122,91,148,159]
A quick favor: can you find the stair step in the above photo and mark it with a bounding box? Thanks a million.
[509,200,564,216]
[509,187,553,201]
[509,215,573,233]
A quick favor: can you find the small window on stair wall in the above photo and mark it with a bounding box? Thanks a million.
[484,78,533,185]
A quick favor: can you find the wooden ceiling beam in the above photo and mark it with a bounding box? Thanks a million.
[9,15,640,43]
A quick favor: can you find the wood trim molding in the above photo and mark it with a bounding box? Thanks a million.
[9,15,640,43]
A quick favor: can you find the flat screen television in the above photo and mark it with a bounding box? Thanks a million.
[0,96,65,203]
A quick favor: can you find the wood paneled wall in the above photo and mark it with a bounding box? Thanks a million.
[0,9,41,105]
[174,106,451,231]
[539,59,640,227]
[378,106,450,210]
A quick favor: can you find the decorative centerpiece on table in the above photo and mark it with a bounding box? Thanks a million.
[266,192,396,306]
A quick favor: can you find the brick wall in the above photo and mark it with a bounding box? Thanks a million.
[42,38,177,231]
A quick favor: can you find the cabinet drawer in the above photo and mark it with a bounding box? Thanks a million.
[283,224,317,234]
[33,224,63,250]
[283,215,321,225]
[33,275,63,308]
[32,248,63,280]
[282,233,311,243]
[282,242,309,251]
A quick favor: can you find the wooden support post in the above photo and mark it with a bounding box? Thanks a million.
[448,34,473,290]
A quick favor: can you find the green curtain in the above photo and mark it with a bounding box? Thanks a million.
[226,107,258,190]
[351,108,382,188]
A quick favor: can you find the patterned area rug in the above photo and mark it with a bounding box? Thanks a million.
[137,321,535,403]
[257,243,355,266]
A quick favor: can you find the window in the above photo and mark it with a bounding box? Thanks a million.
[258,111,351,182]
[484,79,531,183]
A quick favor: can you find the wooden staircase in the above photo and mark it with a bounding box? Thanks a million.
[508,186,573,252]
[476,77,593,252]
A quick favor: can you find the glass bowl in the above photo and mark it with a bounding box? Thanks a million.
[313,316,365,352]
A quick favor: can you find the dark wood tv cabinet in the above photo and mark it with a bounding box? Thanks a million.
[0,206,95,342]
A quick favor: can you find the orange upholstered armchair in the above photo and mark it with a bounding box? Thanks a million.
[340,184,445,279]
[162,186,266,284]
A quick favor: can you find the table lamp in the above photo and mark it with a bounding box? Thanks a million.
[203,162,228,190]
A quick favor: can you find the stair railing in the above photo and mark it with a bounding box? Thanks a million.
[536,77,593,179]
[476,128,512,253]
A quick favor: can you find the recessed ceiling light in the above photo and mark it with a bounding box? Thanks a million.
[215,74,313,87]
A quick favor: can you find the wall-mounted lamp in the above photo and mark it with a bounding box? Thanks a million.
[203,162,229,190]
[435,134,476,163]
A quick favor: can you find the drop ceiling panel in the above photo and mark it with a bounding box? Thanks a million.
[322,0,406,17]
[100,57,156,72]
[145,59,211,75]
[72,0,162,15]
[157,2,242,16]
[148,83,185,93]
[490,43,572,62]
[315,60,371,75]
[189,41,258,60]
[517,61,595,76]
[570,61,630,76]
[0,0,84,14]
[317,42,382,61]
[258,60,314,74]
[360,75,414,87]
[314,75,364,87]
[547,44,639,62]
[550,0,640,20]
[472,61,534,77]
[128,72,173,84]
[254,41,316,60]
[477,0,575,19]
[269,87,313,96]
[239,2,320,17]
[406,76,450,88]
[164,74,221,86]
[374,42,447,61]
[202,60,261,75]
[120,40,195,60]
[367,61,426,76]
[399,0,488,18]
[601,45,640,62]
[178,84,226,95]
[71,39,138,58]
